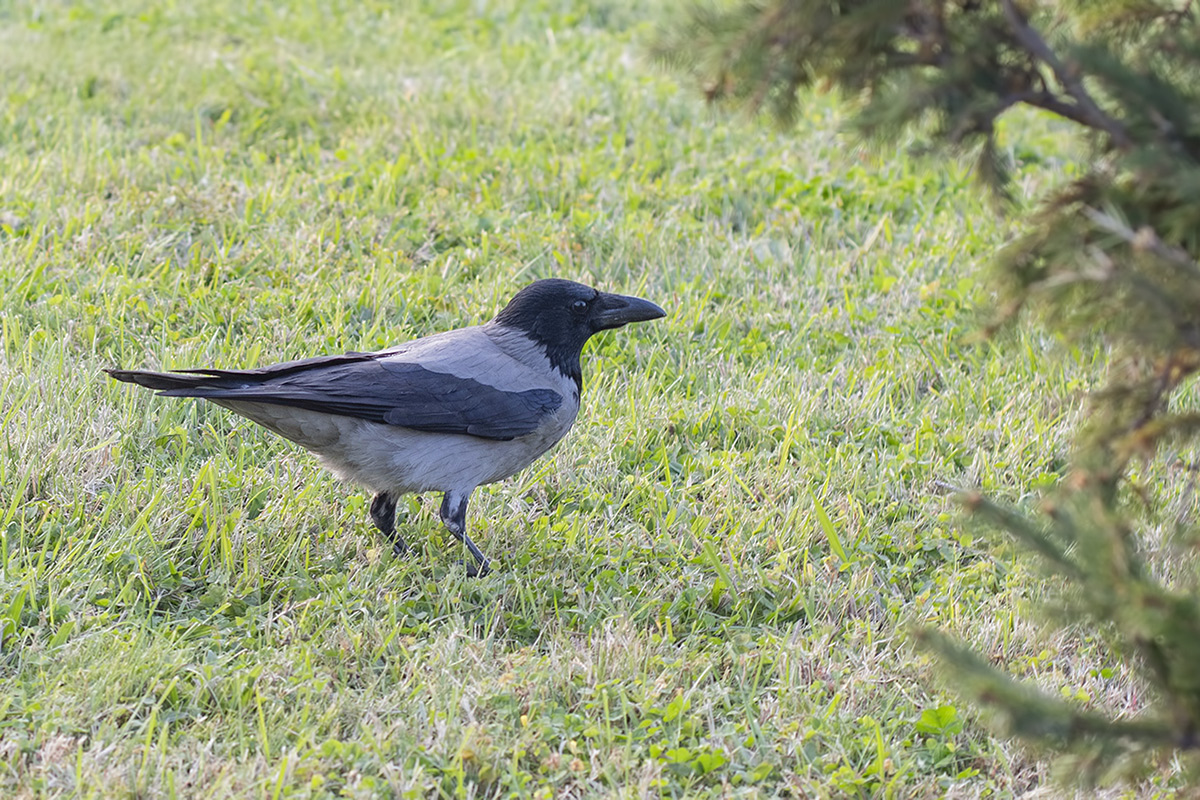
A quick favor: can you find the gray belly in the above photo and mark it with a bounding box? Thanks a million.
[215,399,578,494]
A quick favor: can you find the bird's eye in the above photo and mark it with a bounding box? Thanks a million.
[571,299,588,313]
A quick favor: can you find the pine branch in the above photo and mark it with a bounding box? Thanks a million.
[1022,91,1125,136]
[1082,207,1200,280]
[960,492,1083,578]
[999,0,1135,150]
[917,628,1185,748]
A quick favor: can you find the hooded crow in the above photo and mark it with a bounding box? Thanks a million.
[105,279,665,576]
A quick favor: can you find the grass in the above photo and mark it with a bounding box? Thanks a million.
[0,0,1186,796]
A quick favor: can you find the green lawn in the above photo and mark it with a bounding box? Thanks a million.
[0,0,1174,797]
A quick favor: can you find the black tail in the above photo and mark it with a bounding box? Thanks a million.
[103,368,225,393]
[104,352,378,396]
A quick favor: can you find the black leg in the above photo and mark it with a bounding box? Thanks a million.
[369,491,408,556]
[439,490,489,577]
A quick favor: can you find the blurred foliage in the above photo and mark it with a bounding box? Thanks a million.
[657,0,1200,785]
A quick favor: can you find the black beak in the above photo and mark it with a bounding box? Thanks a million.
[592,292,667,331]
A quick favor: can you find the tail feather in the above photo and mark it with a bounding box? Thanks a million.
[103,368,232,394]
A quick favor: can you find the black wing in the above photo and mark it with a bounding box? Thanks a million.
[106,353,563,441]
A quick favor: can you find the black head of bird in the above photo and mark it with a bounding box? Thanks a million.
[490,278,668,390]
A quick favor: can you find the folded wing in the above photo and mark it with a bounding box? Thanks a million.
[105,352,562,441]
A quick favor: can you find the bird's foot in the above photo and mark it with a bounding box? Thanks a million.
[439,491,491,577]
[370,491,408,556]
[456,558,492,578]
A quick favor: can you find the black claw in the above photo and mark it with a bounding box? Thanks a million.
[457,558,492,578]
[440,491,489,577]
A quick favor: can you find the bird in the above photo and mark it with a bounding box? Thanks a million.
[105,278,666,576]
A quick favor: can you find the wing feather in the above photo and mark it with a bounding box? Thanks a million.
[138,353,562,441]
